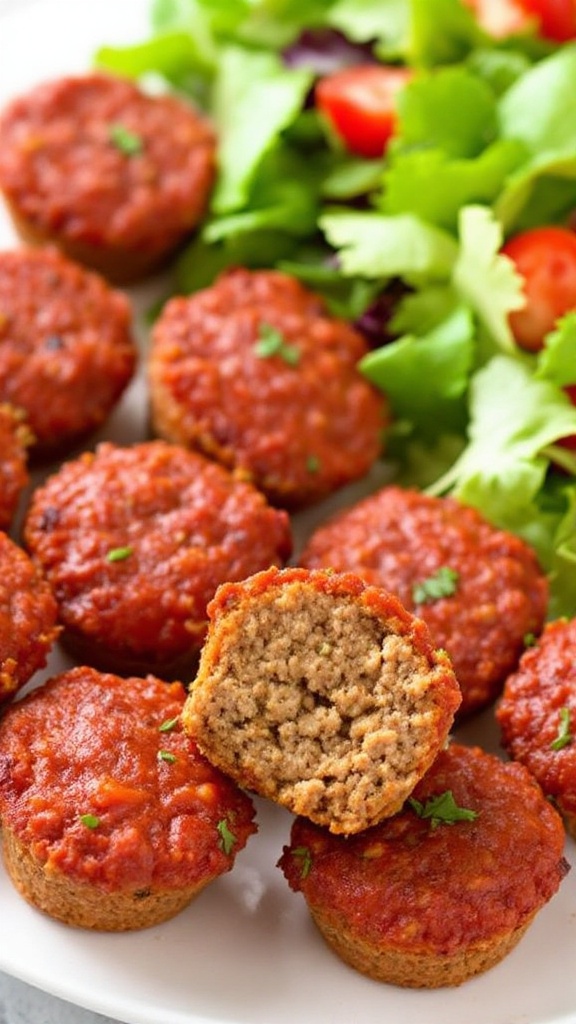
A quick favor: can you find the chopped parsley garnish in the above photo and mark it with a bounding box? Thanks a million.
[108,122,143,155]
[80,813,101,829]
[254,322,300,366]
[408,790,478,829]
[106,545,133,563]
[551,707,573,751]
[157,749,178,764]
[306,454,321,473]
[291,845,312,879]
[412,566,459,605]
[217,818,237,855]
[158,715,180,733]
[523,632,537,648]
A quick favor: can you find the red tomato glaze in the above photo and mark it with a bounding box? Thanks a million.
[498,617,576,817]
[279,743,567,956]
[0,668,257,891]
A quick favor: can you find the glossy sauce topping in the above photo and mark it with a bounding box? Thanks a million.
[0,667,256,890]
[280,743,567,955]
[498,617,576,814]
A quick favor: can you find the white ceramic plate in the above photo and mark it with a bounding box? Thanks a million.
[1,2,576,1022]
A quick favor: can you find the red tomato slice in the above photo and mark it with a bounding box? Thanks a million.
[516,0,576,41]
[315,64,411,159]
[462,0,531,37]
[501,226,576,352]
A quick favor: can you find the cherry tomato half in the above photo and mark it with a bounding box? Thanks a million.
[462,0,531,37]
[315,64,412,159]
[501,226,576,352]
[516,0,576,42]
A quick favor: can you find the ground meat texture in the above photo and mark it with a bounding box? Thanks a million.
[23,440,292,677]
[300,486,548,717]
[0,248,136,455]
[0,531,59,704]
[278,743,568,988]
[497,617,576,837]
[0,73,216,284]
[0,403,31,530]
[0,667,256,930]
[183,566,461,834]
[149,268,387,509]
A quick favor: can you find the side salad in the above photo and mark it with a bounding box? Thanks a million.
[96,0,576,618]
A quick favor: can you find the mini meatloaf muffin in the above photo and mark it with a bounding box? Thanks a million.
[23,440,292,677]
[148,268,387,508]
[0,73,216,283]
[300,486,548,717]
[0,247,136,456]
[279,743,568,988]
[183,566,461,834]
[0,667,257,930]
[0,531,59,704]
[0,403,31,530]
[497,617,576,838]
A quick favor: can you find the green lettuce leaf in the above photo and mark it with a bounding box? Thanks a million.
[452,205,524,351]
[536,313,576,388]
[546,483,576,618]
[175,229,301,293]
[95,30,212,82]
[321,158,386,201]
[496,44,576,229]
[381,140,526,232]
[233,0,338,49]
[407,0,484,67]
[360,292,474,433]
[151,0,249,36]
[387,432,467,490]
[277,256,380,318]
[319,0,485,66]
[327,0,410,56]
[204,143,320,242]
[211,46,312,214]
[319,210,458,280]
[499,43,576,154]
[465,45,533,97]
[430,355,576,527]
[396,64,498,158]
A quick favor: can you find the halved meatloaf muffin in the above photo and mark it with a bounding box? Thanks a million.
[183,566,460,834]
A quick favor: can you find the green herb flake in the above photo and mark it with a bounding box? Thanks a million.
[80,813,101,829]
[408,790,478,829]
[217,818,237,855]
[106,545,133,563]
[551,707,573,751]
[158,715,180,733]
[254,322,300,367]
[306,454,321,474]
[157,749,178,764]
[523,632,537,648]
[291,845,312,879]
[412,566,459,605]
[108,122,143,156]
